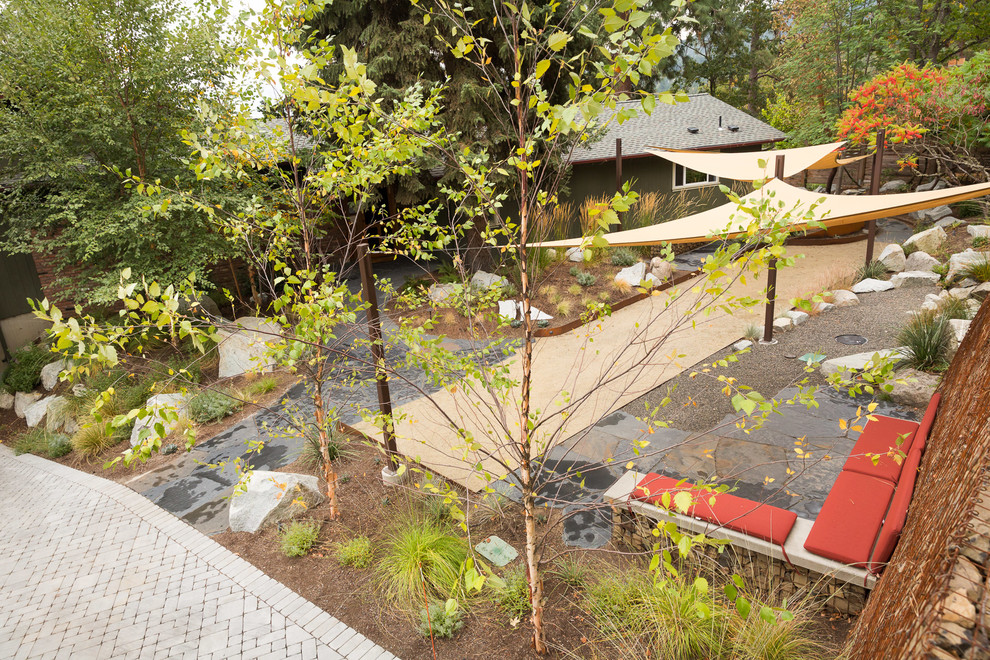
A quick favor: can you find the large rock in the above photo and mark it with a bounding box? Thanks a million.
[0,391,13,410]
[948,286,974,300]
[24,396,55,428]
[917,179,948,192]
[40,359,68,391]
[851,278,894,293]
[832,290,860,307]
[615,262,653,287]
[889,368,939,408]
[784,310,809,326]
[821,348,907,377]
[228,470,325,534]
[733,340,753,352]
[427,283,460,305]
[470,271,508,292]
[179,292,223,319]
[903,226,947,255]
[13,391,41,419]
[904,251,940,273]
[216,317,280,378]
[649,257,673,282]
[947,250,990,281]
[565,247,584,263]
[44,396,73,433]
[891,270,940,288]
[968,225,990,239]
[879,244,906,272]
[935,216,963,229]
[772,317,792,331]
[813,301,836,314]
[497,300,552,322]
[130,393,190,447]
[879,179,908,193]
[909,205,953,224]
[949,319,971,346]
[971,282,990,302]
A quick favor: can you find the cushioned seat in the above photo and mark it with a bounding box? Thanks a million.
[803,471,895,566]
[634,473,797,546]
[842,415,919,484]
[866,444,923,573]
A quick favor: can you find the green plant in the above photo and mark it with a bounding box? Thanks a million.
[933,263,949,277]
[962,256,990,283]
[555,300,573,317]
[2,344,56,393]
[611,248,638,267]
[569,265,581,277]
[954,200,985,218]
[938,296,971,321]
[973,236,990,249]
[568,284,582,297]
[421,492,457,525]
[743,323,762,342]
[300,428,348,469]
[492,566,532,618]
[335,536,373,568]
[46,433,73,458]
[12,428,72,458]
[378,516,470,610]
[416,599,464,639]
[550,556,589,588]
[576,272,597,287]
[280,520,320,557]
[898,312,951,372]
[245,375,279,397]
[598,291,610,302]
[71,421,125,456]
[855,259,887,281]
[901,242,918,257]
[732,604,831,660]
[187,389,242,424]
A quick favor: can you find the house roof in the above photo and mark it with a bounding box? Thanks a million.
[569,93,788,165]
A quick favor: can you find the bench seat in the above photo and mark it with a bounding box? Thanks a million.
[803,471,895,566]
[841,415,919,484]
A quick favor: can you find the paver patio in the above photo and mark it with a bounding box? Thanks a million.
[0,445,396,660]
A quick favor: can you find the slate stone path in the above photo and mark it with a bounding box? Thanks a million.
[0,446,396,660]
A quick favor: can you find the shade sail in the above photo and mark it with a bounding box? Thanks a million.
[538,179,990,248]
[644,142,847,181]
[809,150,873,170]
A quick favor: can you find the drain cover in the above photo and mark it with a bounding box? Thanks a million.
[836,334,868,345]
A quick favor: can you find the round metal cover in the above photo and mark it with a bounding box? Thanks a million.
[836,334,868,345]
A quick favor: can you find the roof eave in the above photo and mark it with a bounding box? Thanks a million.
[569,136,787,166]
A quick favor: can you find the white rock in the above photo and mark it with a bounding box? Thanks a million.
[44,396,72,433]
[0,391,13,410]
[935,216,963,229]
[879,244,906,272]
[925,293,942,305]
[649,257,673,282]
[784,310,809,326]
[427,283,460,305]
[879,179,908,193]
[841,188,865,195]
[967,225,990,239]
[217,317,280,379]
[733,340,753,352]
[949,319,971,345]
[13,391,41,419]
[772,317,792,331]
[921,300,939,312]
[948,286,975,300]
[821,348,907,377]
[497,300,552,322]
[24,396,54,428]
[812,301,836,314]
[967,299,982,315]
[909,205,952,224]
[971,282,990,302]
[959,278,979,287]
[565,247,584,263]
[614,262,650,287]
[947,250,990,281]
[851,278,894,293]
[889,369,939,408]
[229,470,325,534]
[903,226,947,255]
[904,251,940,273]
[891,271,940,288]
[545,249,557,261]
[129,393,191,448]
[40,359,67,391]
[470,271,508,291]
[832,290,860,307]
[917,179,948,192]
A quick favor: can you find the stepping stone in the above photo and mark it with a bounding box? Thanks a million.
[475,535,518,566]
[799,353,826,364]
[821,348,907,376]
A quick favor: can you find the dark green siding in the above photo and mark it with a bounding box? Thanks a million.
[0,252,43,319]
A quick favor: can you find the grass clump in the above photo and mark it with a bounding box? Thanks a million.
[938,296,971,321]
[568,284,582,297]
[855,259,887,282]
[280,520,320,557]
[962,256,990,283]
[12,428,72,458]
[246,375,279,397]
[335,536,373,568]
[973,236,990,249]
[555,299,573,317]
[576,271,597,287]
[550,556,589,588]
[611,248,639,267]
[743,323,762,343]
[491,566,532,618]
[300,428,348,469]
[2,344,56,393]
[898,312,951,372]
[187,389,242,424]
[379,516,470,610]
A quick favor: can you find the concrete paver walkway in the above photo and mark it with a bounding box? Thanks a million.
[0,446,395,660]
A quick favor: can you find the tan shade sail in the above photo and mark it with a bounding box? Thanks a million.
[808,150,873,170]
[538,179,990,248]
[644,142,847,181]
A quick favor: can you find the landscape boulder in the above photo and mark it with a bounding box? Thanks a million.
[0,391,13,410]
[615,262,658,288]
[228,470,325,534]
[947,250,990,281]
[470,271,508,292]
[948,286,974,300]
[917,179,948,192]
[948,319,971,351]
[14,391,41,419]
[178,292,223,319]
[891,271,940,288]
[497,300,552,322]
[217,317,280,379]
[733,340,753,352]
[879,244,906,272]
[24,396,55,428]
[40,359,68,391]
[772,317,792,331]
[889,368,939,408]
[851,278,894,293]
[44,396,73,433]
[130,393,191,447]
[909,205,952,224]
[968,225,990,239]
[903,226,947,255]
[904,251,940,273]
[649,257,673,282]
[565,247,584,262]
[831,290,860,307]
[879,179,908,193]
[812,301,836,314]
[935,216,963,229]
[427,283,460,305]
[784,310,809,326]
[821,348,906,377]
[971,282,990,302]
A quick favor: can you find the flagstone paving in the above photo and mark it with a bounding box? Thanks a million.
[0,446,397,660]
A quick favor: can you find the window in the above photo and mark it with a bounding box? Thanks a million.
[673,164,718,189]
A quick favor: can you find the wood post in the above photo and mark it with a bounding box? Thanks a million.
[615,137,623,230]
[761,154,786,344]
[865,128,886,266]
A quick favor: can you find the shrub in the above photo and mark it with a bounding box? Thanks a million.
[932,263,949,277]
[335,536,373,568]
[962,256,990,283]
[898,312,951,372]
[492,566,532,618]
[187,389,242,424]
[610,248,639,267]
[598,291,611,302]
[569,265,581,277]
[71,422,125,457]
[855,259,887,281]
[300,429,349,469]
[576,271,597,287]
[280,520,320,557]
[421,492,457,526]
[974,236,990,249]
[2,344,55,393]
[416,599,464,639]
[732,605,832,660]
[47,433,73,458]
[378,516,469,610]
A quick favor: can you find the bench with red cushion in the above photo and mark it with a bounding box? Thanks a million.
[841,416,919,484]
[633,473,798,546]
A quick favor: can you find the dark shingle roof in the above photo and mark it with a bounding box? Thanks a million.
[569,93,787,164]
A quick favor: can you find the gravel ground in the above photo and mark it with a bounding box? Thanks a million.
[621,284,938,432]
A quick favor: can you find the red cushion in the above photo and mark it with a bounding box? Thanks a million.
[804,471,895,566]
[633,473,797,546]
[842,416,919,484]
[913,393,941,452]
[867,444,924,573]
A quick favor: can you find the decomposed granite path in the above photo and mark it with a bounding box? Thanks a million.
[0,445,397,660]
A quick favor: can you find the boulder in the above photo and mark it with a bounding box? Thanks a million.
[470,271,508,292]
[130,393,190,448]
[228,470,325,534]
[614,262,651,287]
[903,226,947,255]
[649,257,673,282]
[497,300,552,322]
[40,359,68,391]
[889,368,939,408]
[967,299,983,315]
[921,300,939,312]
[909,205,953,224]
[949,319,971,346]
[427,283,460,305]
[917,179,948,192]
[968,225,990,239]
[545,249,557,261]
[941,587,977,627]
[851,278,894,293]
[565,247,584,263]
[13,391,41,419]
[959,278,979,287]
[24,396,55,428]
[831,290,860,307]
[772,317,792,331]
[216,317,280,379]
[813,301,836,314]
[904,251,940,273]
[925,293,943,305]
[948,286,975,300]
[879,179,908,193]
[733,340,753,352]
[935,216,963,229]
[947,250,990,281]
[878,244,906,272]
[821,348,907,377]
[784,310,809,326]
[0,391,13,410]
[178,292,223,319]
[971,282,990,302]
[44,396,73,433]
[891,271,940,288]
